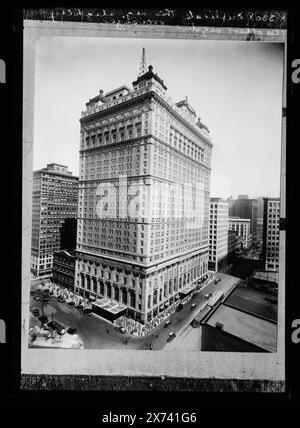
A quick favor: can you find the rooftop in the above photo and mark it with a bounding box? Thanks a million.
[132,64,167,90]
[54,250,76,258]
[206,304,277,352]
[224,285,277,322]
[175,98,196,117]
[81,57,211,142]
[264,197,280,201]
[210,197,228,203]
[229,217,251,222]
[252,270,279,285]
[105,85,131,97]
[34,163,78,178]
[92,297,127,315]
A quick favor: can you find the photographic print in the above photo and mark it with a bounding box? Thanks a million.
[21,14,286,384]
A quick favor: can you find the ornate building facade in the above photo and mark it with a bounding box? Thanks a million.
[75,64,212,323]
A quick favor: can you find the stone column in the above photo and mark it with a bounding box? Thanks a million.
[111,284,115,301]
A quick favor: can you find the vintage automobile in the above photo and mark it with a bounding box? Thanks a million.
[167,332,176,343]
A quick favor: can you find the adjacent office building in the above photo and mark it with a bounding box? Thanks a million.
[31,163,79,277]
[228,217,251,249]
[256,196,264,243]
[262,197,280,271]
[75,60,212,323]
[208,198,229,272]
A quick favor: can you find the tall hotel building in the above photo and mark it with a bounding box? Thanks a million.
[75,62,212,323]
[208,198,229,272]
[31,163,79,278]
[262,197,280,271]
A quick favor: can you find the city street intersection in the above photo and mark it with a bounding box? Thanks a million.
[29,272,241,350]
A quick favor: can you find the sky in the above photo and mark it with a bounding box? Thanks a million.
[33,36,284,199]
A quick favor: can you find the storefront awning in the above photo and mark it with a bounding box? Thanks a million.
[179,284,196,297]
[92,297,127,315]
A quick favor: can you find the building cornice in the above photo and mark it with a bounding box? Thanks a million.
[80,90,213,148]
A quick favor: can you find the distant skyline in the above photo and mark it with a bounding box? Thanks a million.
[33,36,284,199]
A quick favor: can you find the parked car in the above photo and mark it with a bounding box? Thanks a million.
[167,332,176,343]
[67,300,75,307]
[164,320,171,328]
[67,327,77,335]
[58,296,65,303]
[191,303,196,310]
[205,293,213,299]
[34,296,41,301]
[214,277,221,284]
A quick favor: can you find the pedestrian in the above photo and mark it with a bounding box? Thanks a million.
[156,334,158,339]
[107,328,109,334]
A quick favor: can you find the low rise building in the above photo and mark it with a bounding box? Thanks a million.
[250,270,279,292]
[228,217,250,249]
[52,250,76,290]
[201,284,277,352]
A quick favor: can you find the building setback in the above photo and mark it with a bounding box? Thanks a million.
[262,197,280,271]
[228,217,251,249]
[208,198,229,272]
[75,62,212,324]
[31,163,78,277]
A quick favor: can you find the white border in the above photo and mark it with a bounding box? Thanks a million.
[22,21,286,381]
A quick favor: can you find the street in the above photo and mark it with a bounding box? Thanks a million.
[29,272,241,350]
